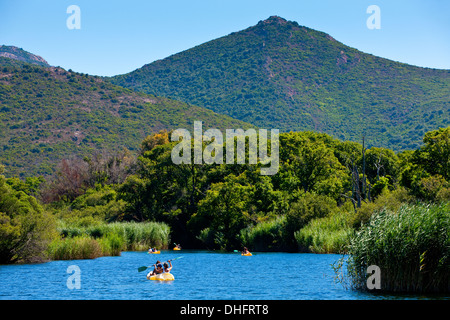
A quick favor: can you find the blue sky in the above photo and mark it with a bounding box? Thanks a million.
[1,0,449,76]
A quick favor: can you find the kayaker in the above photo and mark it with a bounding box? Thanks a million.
[242,247,250,255]
[175,244,182,249]
[163,260,172,273]
[148,247,157,253]
[148,260,163,276]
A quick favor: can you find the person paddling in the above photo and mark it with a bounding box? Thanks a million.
[148,260,163,276]
[163,260,173,273]
[242,247,250,255]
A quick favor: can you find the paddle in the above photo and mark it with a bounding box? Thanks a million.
[234,249,252,255]
[137,256,184,272]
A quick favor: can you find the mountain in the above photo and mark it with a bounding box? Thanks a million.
[0,58,253,177]
[0,45,50,67]
[110,16,450,151]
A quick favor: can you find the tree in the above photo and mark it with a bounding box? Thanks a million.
[400,127,450,201]
[278,133,346,200]
[0,172,57,263]
[140,130,170,154]
[188,174,252,250]
[285,192,338,237]
[413,127,449,180]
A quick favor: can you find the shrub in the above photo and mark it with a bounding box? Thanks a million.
[285,192,337,235]
[240,216,289,251]
[350,188,413,228]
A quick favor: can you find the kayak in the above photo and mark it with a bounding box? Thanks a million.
[148,251,160,254]
[147,273,175,281]
[242,252,252,256]
[173,247,181,251]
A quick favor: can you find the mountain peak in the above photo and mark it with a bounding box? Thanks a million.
[110,17,450,152]
[0,45,50,67]
[259,15,289,25]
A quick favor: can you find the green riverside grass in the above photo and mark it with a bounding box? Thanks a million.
[48,221,170,260]
[295,210,354,254]
[345,203,449,293]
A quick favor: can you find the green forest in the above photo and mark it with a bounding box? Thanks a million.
[1,126,448,263]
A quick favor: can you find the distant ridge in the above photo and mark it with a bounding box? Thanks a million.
[0,45,50,67]
[0,56,253,177]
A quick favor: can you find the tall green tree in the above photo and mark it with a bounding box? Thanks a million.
[0,166,56,263]
[188,174,252,250]
[413,127,450,180]
[277,132,346,200]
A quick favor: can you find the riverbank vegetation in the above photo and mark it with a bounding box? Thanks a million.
[0,127,449,293]
[345,203,449,293]
[48,221,170,260]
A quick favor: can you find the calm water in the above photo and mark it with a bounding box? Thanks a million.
[0,251,447,300]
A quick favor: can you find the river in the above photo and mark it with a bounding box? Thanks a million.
[0,251,447,300]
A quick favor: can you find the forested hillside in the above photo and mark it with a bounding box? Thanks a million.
[111,16,450,151]
[0,59,253,177]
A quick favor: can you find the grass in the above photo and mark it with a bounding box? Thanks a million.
[48,221,170,260]
[345,202,449,293]
[294,210,354,253]
[48,236,103,260]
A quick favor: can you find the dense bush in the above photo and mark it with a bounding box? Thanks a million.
[240,216,289,252]
[285,192,338,237]
[0,62,252,178]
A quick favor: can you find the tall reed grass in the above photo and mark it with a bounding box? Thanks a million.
[295,210,354,253]
[96,222,171,251]
[346,203,449,293]
[48,221,170,260]
[48,236,103,260]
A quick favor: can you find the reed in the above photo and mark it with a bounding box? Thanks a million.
[49,220,171,260]
[48,236,102,260]
[295,210,354,253]
[101,221,171,250]
[346,202,449,293]
[98,232,126,256]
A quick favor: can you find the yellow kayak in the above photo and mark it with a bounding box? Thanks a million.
[147,273,175,281]
[148,251,160,254]
[242,252,252,256]
[173,247,181,251]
